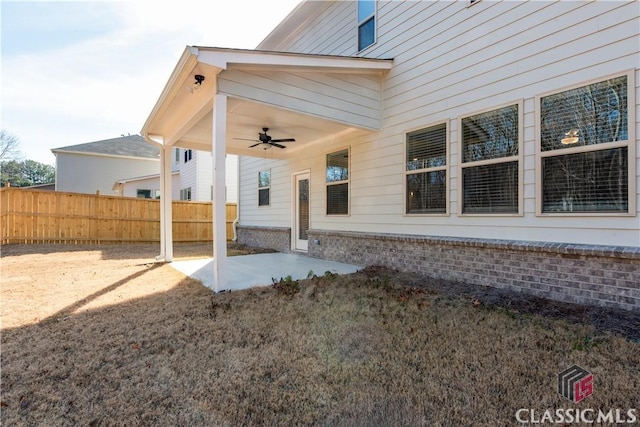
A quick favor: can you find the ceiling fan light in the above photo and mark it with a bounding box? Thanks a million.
[561,128,579,145]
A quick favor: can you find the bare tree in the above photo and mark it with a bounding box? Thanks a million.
[0,130,22,160]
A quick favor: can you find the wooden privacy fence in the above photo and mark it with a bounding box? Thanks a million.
[0,188,237,244]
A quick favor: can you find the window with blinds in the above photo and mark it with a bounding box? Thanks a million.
[460,104,520,214]
[406,123,447,214]
[539,74,630,213]
[326,149,349,215]
[258,169,270,207]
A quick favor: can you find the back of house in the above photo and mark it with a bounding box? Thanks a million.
[235,1,639,309]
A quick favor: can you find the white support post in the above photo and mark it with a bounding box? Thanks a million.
[160,145,173,262]
[212,94,228,291]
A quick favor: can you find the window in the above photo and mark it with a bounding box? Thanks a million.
[180,187,192,201]
[406,123,447,214]
[326,149,349,215]
[184,149,193,163]
[137,189,152,199]
[358,0,376,51]
[460,103,521,214]
[174,148,180,163]
[258,169,270,207]
[538,73,632,214]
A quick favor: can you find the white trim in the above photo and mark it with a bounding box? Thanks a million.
[403,120,450,217]
[325,146,351,217]
[457,99,524,217]
[292,169,311,252]
[534,69,636,217]
[50,149,159,162]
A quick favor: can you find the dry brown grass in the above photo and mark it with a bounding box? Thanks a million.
[1,244,638,426]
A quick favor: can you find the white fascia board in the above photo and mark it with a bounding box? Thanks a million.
[141,47,203,141]
[194,47,393,73]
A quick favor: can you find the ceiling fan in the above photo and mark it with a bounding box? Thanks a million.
[235,128,296,149]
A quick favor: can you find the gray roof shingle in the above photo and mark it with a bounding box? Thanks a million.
[51,135,159,159]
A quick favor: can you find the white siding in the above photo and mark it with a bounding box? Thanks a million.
[241,1,640,247]
[55,153,159,195]
[122,177,160,198]
[219,69,384,130]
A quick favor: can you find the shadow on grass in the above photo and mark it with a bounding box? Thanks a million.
[43,263,164,322]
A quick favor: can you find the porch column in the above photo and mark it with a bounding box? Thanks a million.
[212,94,228,291]
[159,145,173,262]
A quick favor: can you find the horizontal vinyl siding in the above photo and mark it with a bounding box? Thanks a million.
[240,1,639,247]
[55,153,159,196]
[219,69,383,130]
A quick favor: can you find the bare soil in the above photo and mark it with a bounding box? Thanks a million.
[1,244,638,426]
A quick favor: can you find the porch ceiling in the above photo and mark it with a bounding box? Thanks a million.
[141,47,393,158]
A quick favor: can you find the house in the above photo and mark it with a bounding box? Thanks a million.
[112,148,239,203]
[52,135,160,195]
[52,135,237,201]
[141,1,639,309]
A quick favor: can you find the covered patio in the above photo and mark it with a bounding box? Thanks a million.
[140,46,392,292]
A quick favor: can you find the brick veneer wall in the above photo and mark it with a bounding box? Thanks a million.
[307,229,640,311]
[237,225,291,253]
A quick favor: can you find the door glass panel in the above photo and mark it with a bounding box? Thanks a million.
[298,178,309,240]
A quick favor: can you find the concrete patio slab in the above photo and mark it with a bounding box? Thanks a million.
[170,252,362,291]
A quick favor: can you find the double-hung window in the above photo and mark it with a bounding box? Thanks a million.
[460,103,522,214]
[538,72,633,214]
[180,187,192,201]
[326,149,349,215]
[258,169,270,207]
[357,0,376,51]
[406,123,448,214]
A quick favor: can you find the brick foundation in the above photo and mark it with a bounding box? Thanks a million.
[237,225,291,253]
[307,229,640,311]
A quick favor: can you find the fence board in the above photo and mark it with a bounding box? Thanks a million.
[0,188,237,245]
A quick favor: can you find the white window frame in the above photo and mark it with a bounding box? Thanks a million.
[535,70,636,217]
[404,121,449,216]
[258,169,271,207]
[180,187,192,201]
[357,0,376,52]
[325,147,350,216]
[457,100,524,216]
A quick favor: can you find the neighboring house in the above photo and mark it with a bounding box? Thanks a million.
[53,135,237,201]
[141,1,639,309]
[113,148,238,203]
[52,135,160,195]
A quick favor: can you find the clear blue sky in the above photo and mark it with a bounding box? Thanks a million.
[1,0,300,165]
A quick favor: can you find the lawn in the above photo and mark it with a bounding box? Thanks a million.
[1,244,638,426]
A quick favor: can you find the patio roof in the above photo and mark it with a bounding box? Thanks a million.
[141,46,393,159]
[140,46,392,291]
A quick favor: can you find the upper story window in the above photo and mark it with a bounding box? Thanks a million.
[184,149,193,163]
[406,123,448,214]
[326,148,349,215]
[358,0,376,51]
[460,103,522,214]
[538,72,633,214]
[174,148,180,163]
[258,169,271,207]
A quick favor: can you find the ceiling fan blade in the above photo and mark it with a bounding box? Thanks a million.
[234,137,260,142]
[270,138,296,143]
[270,142,287,149]
[248,143,262,148]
